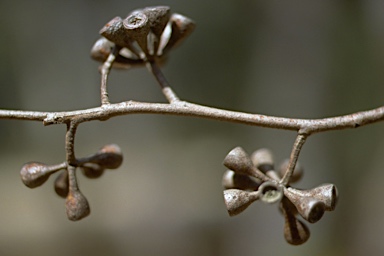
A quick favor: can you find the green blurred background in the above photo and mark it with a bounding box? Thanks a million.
[1,0,384,255]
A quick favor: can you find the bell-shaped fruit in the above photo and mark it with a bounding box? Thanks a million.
[160,13,195,55]
[66,189,91,221]
[284,187,326,223]
[20,162,65,188]
[222,170,260,190]
[223,189,259,216]
[251,148,274,172]
[223,147,268,181]
[89,144,123,169]
[81,163,105,179]
[281,198,310,245]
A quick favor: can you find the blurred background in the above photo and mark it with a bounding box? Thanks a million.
[1,0,384,255]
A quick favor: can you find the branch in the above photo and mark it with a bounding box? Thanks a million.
[9,5,381,244]
[1,101,383,135]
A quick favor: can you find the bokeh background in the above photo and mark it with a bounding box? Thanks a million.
[1,0,384,255]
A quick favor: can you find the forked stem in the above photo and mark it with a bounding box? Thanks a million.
[280,133,307,185]
[147,60,180,103]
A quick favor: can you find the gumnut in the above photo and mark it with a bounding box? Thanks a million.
[81,163,105,179]
[66,189,91,221]
[20,162,64,188]
[54,171,69,198]
[89,144,123,169]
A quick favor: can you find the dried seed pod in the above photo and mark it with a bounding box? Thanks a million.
[160,13,196,55]
[258,181,283,204]
[99,16,140,56]
[223,147,254,174]
[251,148,280,180]
[65,166,90,221]
[90,37,115,63]
[54,170,69,198]
[81,163,105,179]
[90,38,144,69]
[20,162,66,188]
[142,6,170,39]
[222,170,260,190]
[223,147,267,181]
[89,144,123,169]
[285,184,338,211]
[66,189,90,221]
[223,189,259,216]
[99,16,127,46]
[279,159,303,184]
[251,148,274,172]
[123,12,150,55]
[281,198,310,245]
[311,184,338,211]
[284,188,326,223]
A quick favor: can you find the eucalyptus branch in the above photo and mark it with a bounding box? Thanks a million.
[1,101,383,134]
[3,5,383,246]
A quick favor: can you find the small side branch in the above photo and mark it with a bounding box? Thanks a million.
[280,133,308,185]
[65,121,79,165]
[100,47,121,105]
[146,60,180,103]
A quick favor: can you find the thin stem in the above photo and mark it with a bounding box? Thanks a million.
[146,60,180,103]
[45,162,68,173]
[280,134,307,185]
[66,121,79,165]
[100,47,121,105]
[67,165,79,192]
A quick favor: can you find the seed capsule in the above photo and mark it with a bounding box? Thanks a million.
[65,166,90,221]
[285,184,338,211]
[223,147,268,181]
[54,171,69,198]
[142,6,170,39]
[81,163,105,179]
[90,38,144,69]
[251,148,274,172]
[222,170,260,190]
[251,148,280,180]
[123,12,150,55]
[223,189,259,216]
[90,144,123,169]
[66,189,90,221]
[284,187,326,223]
[281,198,310,245]
[99,16,140,56]
[20,162,66,188]
[160,13,195,55]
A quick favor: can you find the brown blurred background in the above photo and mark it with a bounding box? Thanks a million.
[1,0,384,255]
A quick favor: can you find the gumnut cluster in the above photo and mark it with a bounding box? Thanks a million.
[20,144,123,221]
[91,6,195,69]
[222,147,338,245]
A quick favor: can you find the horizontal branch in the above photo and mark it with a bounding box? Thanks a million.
[1,101,384,135]
[0,109,48,121]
